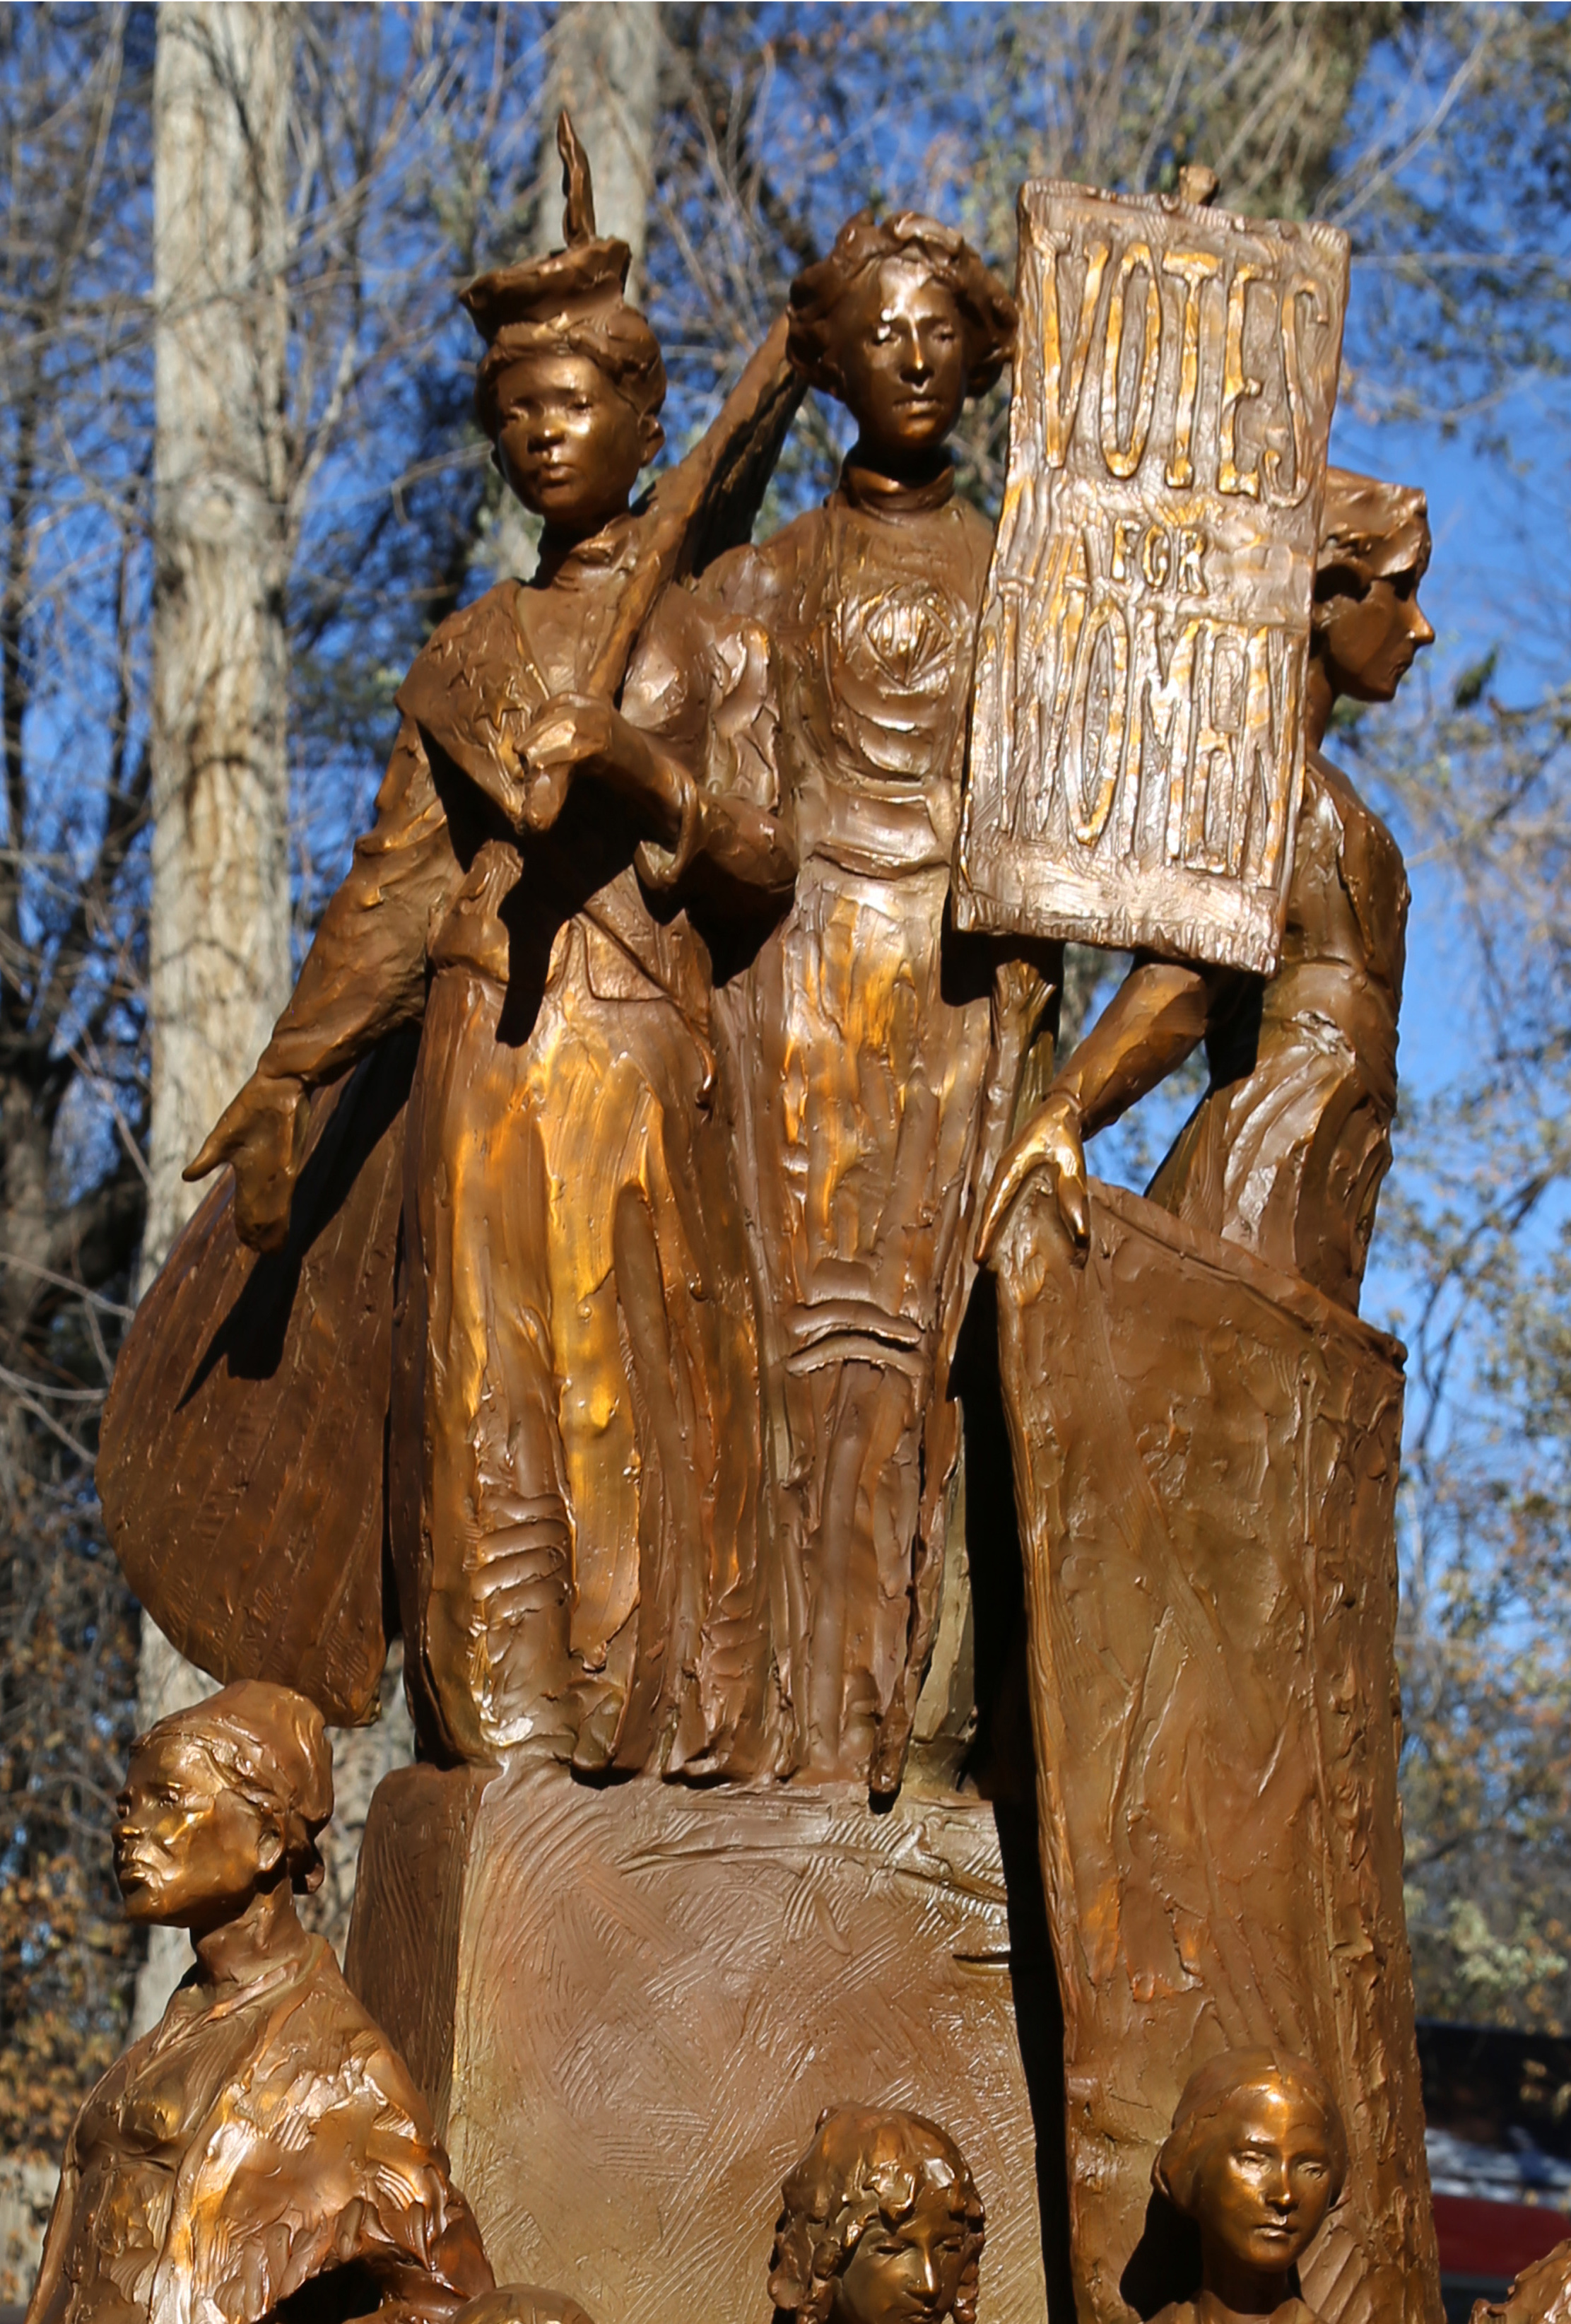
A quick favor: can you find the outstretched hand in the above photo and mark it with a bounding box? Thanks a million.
[183,1071,310,1254]
[975,1089,1091,1268]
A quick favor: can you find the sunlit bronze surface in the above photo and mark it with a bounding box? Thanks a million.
[992,1179,1440,2324]
[769,2106,985,2324]
[700,211,1055,1791]
[92,146,1451,2324]
[978,466,1430,1315]
[957,182,1349,977]
[1151,2053,1345,2324]
[26,1684,491,2324]
[343,1764,1060,2324]
[100,122,803,1773]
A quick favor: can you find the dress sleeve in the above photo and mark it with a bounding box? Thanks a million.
[623,587,794,908]
[259,717,466,1088]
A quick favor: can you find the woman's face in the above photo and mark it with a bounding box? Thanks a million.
[494,352,652,535]
[831,259,969,465]
[1317,550,1435,705]
[1192,2085,1336,2281]
[113,1733,281,1930]
[830,2184,969,2324]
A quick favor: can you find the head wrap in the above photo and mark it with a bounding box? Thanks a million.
[787,210,1017,399]
[463,113,666,444]
[141,1679,334,1895]
[1154,2048,1348,2219]
[1318,466,1430,587]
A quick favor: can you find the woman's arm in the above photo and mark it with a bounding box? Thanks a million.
[184,718,464,1251]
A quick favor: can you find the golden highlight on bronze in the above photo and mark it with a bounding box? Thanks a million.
[770,2107,986,2324]
[1152,2051,1348,2324]
[88,129,1445,2324]
[27,1684,493,2324]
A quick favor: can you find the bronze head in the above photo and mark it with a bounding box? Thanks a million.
[112,1679,333,1930]
[1155,2050,1346,2304]
[1313,466,1435,706]
[462,113,666,533]
[788,212,1016,469]
[769,2105,984,2324]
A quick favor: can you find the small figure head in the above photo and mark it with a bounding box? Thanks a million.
[1155,2050,1346,2294]
[788,213,1016,468]
[1313,466,1435,706]
[769,2104,984,2324]
[112,1679,333,1931]
[463,115,666,534]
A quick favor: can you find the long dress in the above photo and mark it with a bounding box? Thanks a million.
[233,521,794,1776]
[1146,746,1408,1313]
[26,1931,490,2324]
[704,460,1054,1792]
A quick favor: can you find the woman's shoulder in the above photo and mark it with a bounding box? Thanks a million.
[698,505,829,617]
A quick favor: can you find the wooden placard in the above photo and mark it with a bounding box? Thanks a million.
[955,180,1349,975]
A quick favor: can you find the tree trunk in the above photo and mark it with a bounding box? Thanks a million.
[134,0,294,2036]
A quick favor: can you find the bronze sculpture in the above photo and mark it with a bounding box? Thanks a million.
[1151,2052,1346,2324]
[702,210,1049,1791]
[84,134,1450,2324]
[136,122,799,1776]
[768,2106,986,2324]
[979,463,1431,1315]
[26,1682,493,2324]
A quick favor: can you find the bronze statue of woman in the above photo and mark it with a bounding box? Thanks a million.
[28,1684,493,2324]
[702,213,1043,1790]
[979,465,1432,1317]
[177,126,796,1778]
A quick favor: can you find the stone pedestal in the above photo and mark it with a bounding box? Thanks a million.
[345,1765,1065,2324]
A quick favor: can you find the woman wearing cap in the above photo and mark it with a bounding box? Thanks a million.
[978,465,1432,1316]
[27,1682,493,2324]
[184,129,796,1779]
[700,213,1056,1791]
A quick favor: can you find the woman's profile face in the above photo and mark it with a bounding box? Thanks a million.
[1319,544,1435,705]
[1192,2084,1335,2280]
[830,2183,968,2324]
[831,259,968,464]
[112,1732,279,1930]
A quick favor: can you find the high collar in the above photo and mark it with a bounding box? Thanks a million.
[838,452,956,519]
[531,507,642,589]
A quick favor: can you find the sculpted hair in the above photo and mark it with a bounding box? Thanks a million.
[1317,466,1430,596]
[1154,2048,1348,2219]
[475,307,666,447]
[144,1679,334,1896]
[769,2105,984,2324]
[787,210,1017,399]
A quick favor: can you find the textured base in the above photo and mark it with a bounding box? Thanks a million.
[345,1764,1067,2324]
[997,1181,1442,2324]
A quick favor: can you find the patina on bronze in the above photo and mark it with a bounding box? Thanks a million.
[26,1682,493,2324]
[1151,2053,1347,2324]
[769,2106,987,2324]
[702,208,1057,1792]
[956,179,1349,976]
[87,137,1452,2324]
[980,463,1430,1314]
[100,119,803,1771]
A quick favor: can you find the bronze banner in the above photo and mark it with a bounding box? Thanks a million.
[955,180,1348,974]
